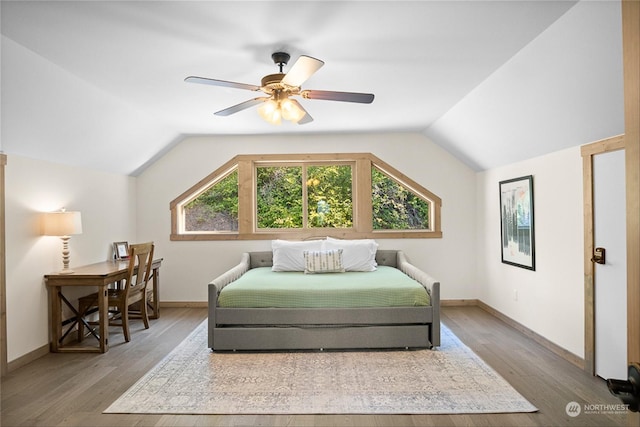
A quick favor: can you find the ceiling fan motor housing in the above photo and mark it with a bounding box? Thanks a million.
[261,73,286,89]
[271,52,290,71]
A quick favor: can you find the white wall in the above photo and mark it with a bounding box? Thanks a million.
[5,155,136,362]
[476,147,585,357]
[136,132,478,303]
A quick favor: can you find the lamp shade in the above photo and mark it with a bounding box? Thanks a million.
[42,211,83,236]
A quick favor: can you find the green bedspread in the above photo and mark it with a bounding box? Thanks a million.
[218,266,430,308]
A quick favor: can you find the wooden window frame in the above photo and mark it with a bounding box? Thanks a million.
[170,153,442,241]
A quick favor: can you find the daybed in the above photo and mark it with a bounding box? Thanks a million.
[208,248,440,351]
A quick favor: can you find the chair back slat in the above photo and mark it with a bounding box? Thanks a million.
[124,242,154,297]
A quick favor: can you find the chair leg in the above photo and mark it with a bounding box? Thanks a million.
[141,296,150,329]
[122,305,131,342]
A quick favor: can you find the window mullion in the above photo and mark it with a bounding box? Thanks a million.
[237,160,253,234]
[302,165,309,229]
[355,159,372,233]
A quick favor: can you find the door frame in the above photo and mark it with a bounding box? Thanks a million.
[581,134,625,375]
[1,154,6,377]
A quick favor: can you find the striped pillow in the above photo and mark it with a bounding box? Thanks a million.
[303,249,345,274]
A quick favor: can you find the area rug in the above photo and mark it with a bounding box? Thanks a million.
[104,320,537,414]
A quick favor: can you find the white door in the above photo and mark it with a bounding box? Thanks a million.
[593,149,627,380]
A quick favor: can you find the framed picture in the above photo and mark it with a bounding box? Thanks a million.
[113,241,130,260]
[499,175,535,270]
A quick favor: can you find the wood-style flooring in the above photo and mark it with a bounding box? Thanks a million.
[0,306,628,426]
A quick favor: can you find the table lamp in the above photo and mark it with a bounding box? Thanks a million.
[42,208,83,274]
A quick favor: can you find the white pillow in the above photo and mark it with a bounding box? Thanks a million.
[303,249,345,274]
[324,237,378,271]
[271,239,324,271]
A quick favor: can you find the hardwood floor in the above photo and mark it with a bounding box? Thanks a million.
[0,306,628,426]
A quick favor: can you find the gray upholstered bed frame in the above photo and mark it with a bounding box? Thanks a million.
[207,250,440,351]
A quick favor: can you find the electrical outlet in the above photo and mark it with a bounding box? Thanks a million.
[513,289,518,301]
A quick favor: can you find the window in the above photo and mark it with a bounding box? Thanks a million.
[256,164,353,229]
[184,169,238,232]
[372,166,430,230]
[256,166,303,228]
[307,164,354,229]
[170,153,441,240]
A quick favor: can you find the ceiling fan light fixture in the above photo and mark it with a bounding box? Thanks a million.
[257,96,306,125]
[258,99,282,125]
[280,98,306,123]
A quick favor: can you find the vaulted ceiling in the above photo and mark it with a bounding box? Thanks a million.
[0,1,623,175]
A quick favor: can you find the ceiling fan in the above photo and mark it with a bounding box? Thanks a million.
[185,52,375,125]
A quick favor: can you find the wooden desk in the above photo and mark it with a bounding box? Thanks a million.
[44,258,163,353]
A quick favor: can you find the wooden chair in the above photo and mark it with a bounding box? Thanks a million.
[77,242,154,343]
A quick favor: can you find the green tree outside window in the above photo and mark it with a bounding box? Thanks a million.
[184,169,238,231]
[372,167,430,230]
[256,166,303,228]
[307,165,353,228]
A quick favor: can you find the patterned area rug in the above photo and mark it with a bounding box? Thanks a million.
[104,321,537,414]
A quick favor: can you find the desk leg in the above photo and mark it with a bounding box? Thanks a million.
[150,266,160,319]
[98,287,109,352]
[48,286,62,352]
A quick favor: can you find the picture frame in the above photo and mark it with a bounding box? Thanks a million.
[499,175,535,270]
[113,241,130,260]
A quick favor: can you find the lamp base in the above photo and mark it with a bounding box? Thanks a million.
[59,236,74,274]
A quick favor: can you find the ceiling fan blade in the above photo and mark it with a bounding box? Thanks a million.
[301,89,374,104]
[281,56,324,87]
[185,76,261,91]
[289,99,313,125]
[214,97,269,116]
